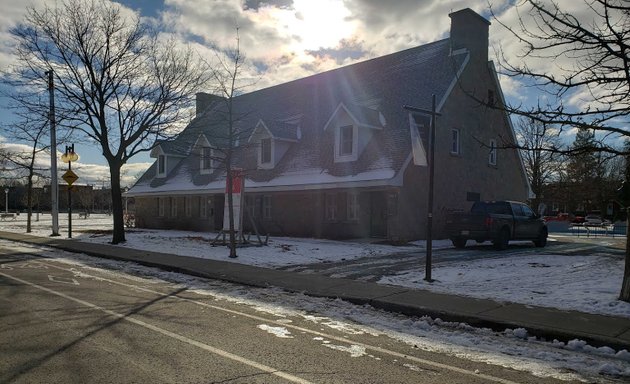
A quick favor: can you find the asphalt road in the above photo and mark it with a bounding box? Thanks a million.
[279,234,627,281]
[0,242,584,384]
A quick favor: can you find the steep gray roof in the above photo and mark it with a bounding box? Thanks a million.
[133,39,468,193]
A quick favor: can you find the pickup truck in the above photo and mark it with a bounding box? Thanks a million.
[445,201,547,250]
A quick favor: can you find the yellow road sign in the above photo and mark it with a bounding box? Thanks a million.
[62,169,79,185]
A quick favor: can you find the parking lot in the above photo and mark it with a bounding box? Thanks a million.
[280,233,626,282]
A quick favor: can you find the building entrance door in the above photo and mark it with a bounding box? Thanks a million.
[370,192,387,237]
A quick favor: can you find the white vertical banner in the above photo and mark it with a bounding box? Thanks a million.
[409,113,428,166]
[223,168,244,233]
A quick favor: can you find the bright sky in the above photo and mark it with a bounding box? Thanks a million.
[0,0,617,187]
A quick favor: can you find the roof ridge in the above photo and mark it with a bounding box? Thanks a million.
[231,38,450,99]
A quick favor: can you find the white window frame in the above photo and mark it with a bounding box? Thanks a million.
[199,196,208,218]
[200,147,212,174]
[488,139,497,166]
[158,197,165,217]
[347,192,359,221]
[157,154,167,177]
[170,197,177,217]
[334,125,358,163]
[451,129,460,155]
[325,193,337,220]
[263,195,272,220]
[259,137,273,168]
[185,196,192,217]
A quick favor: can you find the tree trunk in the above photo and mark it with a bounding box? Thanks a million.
[226,163,237,258]
[26,170,33,233]
[620,207,630,302]
[109,164,126,244]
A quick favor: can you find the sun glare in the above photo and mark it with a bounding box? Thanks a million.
[280,0,356,52]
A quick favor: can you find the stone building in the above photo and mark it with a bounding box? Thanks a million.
[128,8,530,242]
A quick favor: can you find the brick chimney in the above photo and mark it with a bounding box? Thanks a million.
[449,8,490,65]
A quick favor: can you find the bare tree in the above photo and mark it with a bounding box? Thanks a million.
[490,0,630,300]
[515,117,563,210]
[0,117,54,232]
[6,0,210,243]
[204,28,257,258]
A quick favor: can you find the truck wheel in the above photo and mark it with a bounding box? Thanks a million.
[534,228,548,247]
[451,237,467,248]
[493,228,510,250]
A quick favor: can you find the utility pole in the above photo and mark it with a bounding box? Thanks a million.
[404,94,440,282]
[46,70,60,236]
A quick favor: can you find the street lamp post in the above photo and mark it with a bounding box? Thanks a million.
[404,94,440,282]
[61,144,79,238]
[4,188,8,213]
[46,70,60,236]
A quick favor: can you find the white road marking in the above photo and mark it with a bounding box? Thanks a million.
[48,275,80,285]
[25,257,524,384]
[0,271,313,384]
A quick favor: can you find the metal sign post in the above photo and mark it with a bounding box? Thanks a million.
[404,94,441,282]
[61,144,79,238]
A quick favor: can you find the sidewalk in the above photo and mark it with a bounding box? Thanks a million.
[2,230,629,351]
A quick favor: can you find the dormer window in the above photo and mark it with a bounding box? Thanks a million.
[200,146,212,174]
[334,124,358,162]
[339,125,353,156]
[324,102,384,164]
[261,138,272,164]
[157,154,166,177]
[248,118,299,169]
[257,137,274,169]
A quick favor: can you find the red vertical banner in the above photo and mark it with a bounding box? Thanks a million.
[226,168,243,194]
[223,168,245,233]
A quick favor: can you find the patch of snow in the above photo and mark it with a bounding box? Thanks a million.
[257,324,293,338]
[322,343,367,358]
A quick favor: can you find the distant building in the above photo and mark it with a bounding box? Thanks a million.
[129,8,530,242]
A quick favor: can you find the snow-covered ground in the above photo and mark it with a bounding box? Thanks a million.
[1,213,629,319]
[2,214,630,382]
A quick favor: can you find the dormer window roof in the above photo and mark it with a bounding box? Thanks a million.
[248,119,300,144]
[323,102,386,131]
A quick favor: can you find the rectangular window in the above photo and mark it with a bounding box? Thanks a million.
[185,196,192,217]
[261,138,272,164]
[199,196,207,218]
[347,192,359,221]
[158,155,166,175]
[489,139,497,165]
[339,125,353,156]
[158,197,165,217]
[263,195,272,220]
[245,196,255,218]
[170,197,177,217]
[451,129,460,154]
[201,147,212,171]
[325,193,337,220]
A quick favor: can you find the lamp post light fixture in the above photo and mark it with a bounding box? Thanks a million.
[61,144,79,238]
[4,188,8,214]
